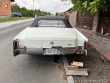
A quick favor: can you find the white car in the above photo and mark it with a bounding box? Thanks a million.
[13,16,88,56]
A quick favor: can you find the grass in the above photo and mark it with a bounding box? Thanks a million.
[0,17,32,23]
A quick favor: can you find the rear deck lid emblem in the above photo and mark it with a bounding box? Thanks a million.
[50,41,54,45]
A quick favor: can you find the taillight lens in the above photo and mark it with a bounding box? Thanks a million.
[84,42,87,50]
[13,40,20,56]
[13,40,19,51]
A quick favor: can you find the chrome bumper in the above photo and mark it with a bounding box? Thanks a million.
[22,47,87,55]
[26,48,43,54]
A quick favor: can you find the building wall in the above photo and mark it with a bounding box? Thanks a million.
[69,11,110,60]
[69,11,77,27]
[77,28,110,60]
[0,0,12,17]
[76,13,94,29]
[98,12,110,34]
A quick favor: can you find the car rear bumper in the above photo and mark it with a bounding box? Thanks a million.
[26,48,43,54]
[19,47,87,56]
[27,47,76,54]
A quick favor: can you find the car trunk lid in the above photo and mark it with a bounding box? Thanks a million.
[25,27,77,48]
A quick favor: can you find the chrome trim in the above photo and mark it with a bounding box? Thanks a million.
[25,47,77,55]
[26,48,43,54]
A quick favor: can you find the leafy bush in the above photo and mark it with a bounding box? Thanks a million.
[72,0,110,15]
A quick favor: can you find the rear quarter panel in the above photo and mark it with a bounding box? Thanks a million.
[74,28,88,46]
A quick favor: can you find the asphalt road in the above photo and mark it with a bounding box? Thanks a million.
[0,21,66,83]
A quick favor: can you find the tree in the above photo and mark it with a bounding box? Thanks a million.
[35,10,47,16]
[11,4,47,17]
[11,3,20,12]
[72,0,110,15]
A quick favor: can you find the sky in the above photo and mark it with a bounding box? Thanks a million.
[12,0,73,14]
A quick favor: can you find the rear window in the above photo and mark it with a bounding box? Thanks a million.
[37,20,66,28]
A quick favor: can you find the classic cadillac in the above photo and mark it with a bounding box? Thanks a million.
[13,16,88,56]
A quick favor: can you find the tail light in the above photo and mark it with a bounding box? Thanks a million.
[13,40,19,51]
[84,42,87,50]
[13,40,20,56]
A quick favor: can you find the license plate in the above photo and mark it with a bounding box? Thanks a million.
[45,48,58,55]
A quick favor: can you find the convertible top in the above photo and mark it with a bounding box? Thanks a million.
[34,16,67,20]
[30,16,72,28]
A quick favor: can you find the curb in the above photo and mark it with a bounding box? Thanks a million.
[62,56,75,83]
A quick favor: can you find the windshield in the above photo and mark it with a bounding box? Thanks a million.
[37,20,66,28]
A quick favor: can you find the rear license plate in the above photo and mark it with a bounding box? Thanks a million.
[45,48,58,55]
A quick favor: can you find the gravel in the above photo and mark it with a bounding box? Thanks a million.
[67,45,110,83]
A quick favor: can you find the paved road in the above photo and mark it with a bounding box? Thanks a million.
[0,21,66,83]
